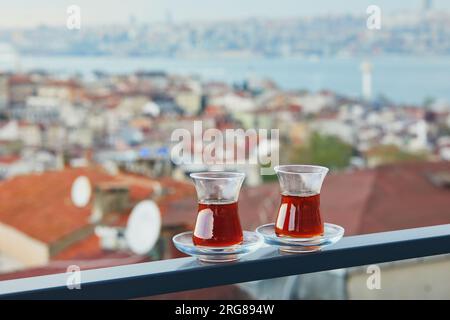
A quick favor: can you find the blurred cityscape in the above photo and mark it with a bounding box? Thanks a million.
[1,4,450,57]
[0,0,449,299]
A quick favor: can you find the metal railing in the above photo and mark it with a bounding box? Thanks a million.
[1,224,449,299]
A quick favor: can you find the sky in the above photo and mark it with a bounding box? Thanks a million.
[1,0,450,27]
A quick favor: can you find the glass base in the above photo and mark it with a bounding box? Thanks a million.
[195,255,241,263]
[172,231,263,263]
[256,223,344,253]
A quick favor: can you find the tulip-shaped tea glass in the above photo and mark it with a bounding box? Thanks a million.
[256,164,344,253]
[190,172,245,247]
[274,165,329,238]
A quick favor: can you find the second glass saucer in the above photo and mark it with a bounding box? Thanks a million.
[256,223,344,253]
[172,231,264,263]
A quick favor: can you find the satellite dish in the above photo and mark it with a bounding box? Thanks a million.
[71,176,92,208]
[125,200,161,255]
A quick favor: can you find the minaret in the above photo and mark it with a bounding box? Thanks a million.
[361,61,373,101]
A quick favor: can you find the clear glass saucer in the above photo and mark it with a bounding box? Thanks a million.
[172,231,264,263]
[256,223,344,253]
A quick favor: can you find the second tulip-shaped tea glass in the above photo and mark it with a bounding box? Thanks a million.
[274,165,329,238]
[190,172,245,247]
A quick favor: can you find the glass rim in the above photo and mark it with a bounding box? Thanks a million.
[190,171,246,180]
[274,165,329,175]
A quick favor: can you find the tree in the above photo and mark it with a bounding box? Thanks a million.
[288,132,353,170]
[365,144,428,167]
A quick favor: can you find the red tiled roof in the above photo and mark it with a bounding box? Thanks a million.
[43,79,80,88]
[0,167,157,244]
[8,74,34,86]
[252,104,301,115]
[0,168,112,244]
[0,155,21,165]
[353,162,450,234]
[0,164,198,262]
[18,121,38,128]
[157,177,196,224]
[321,169,377,234]
[53,234,101,260]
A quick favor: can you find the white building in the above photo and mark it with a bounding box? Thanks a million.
[292,92,336,114]
[310,119,355,145]
[0,121,19,141]
[210,92,256,113]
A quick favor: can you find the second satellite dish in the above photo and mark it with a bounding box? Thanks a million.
[71,176,92,208]
[125,200,161,255]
